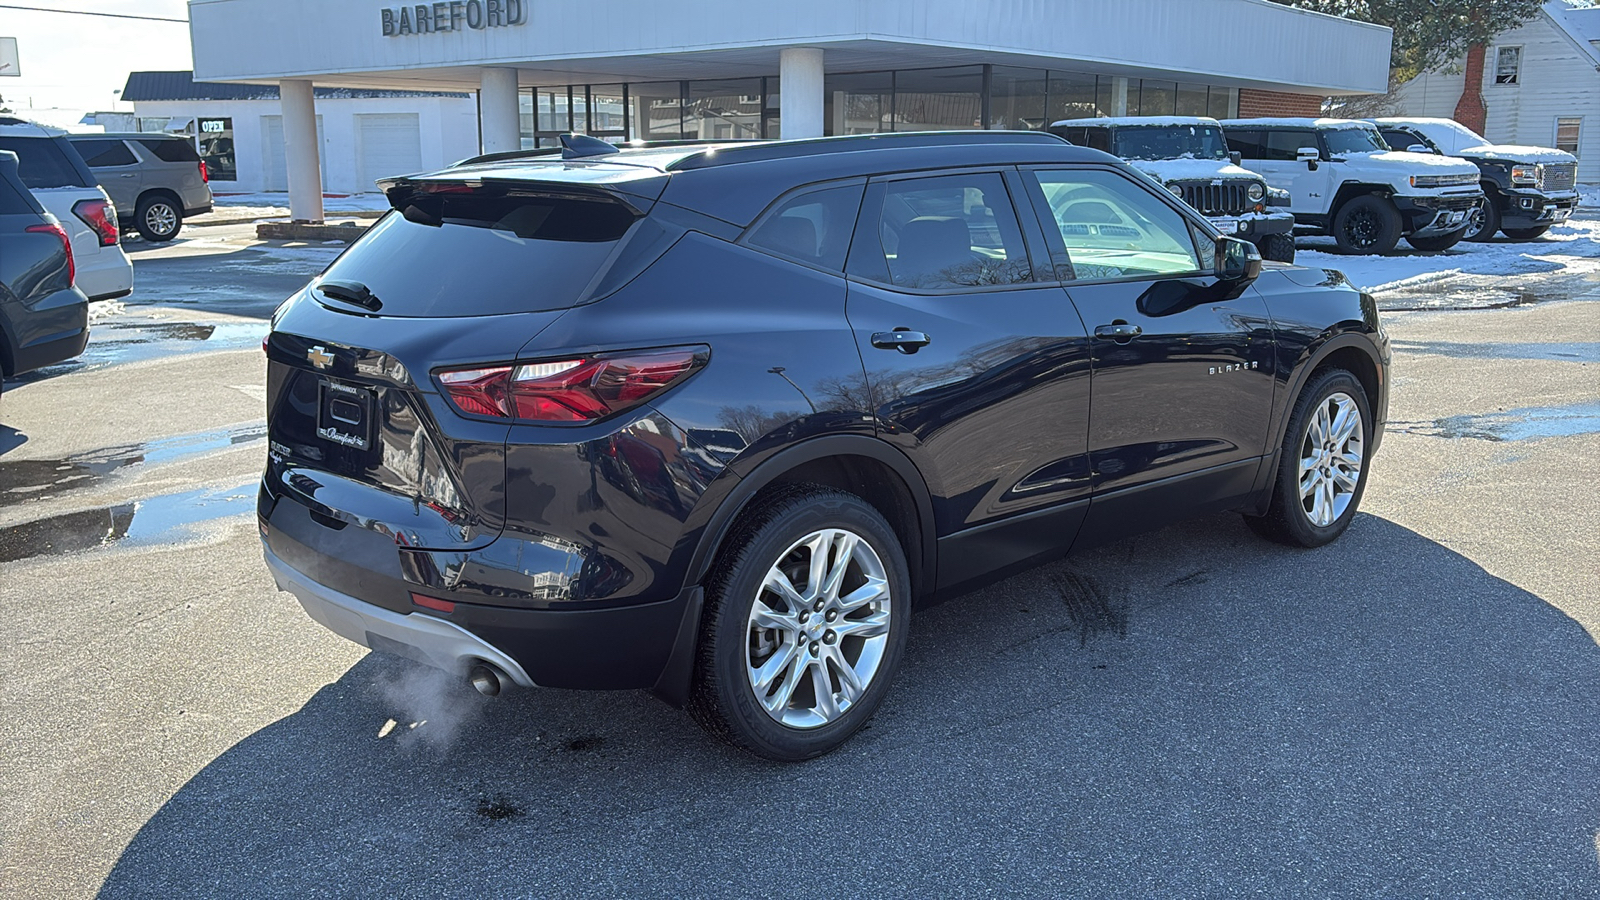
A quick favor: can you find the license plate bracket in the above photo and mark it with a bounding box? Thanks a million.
[317,380,374,450]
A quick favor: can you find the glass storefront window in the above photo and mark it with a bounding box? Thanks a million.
[989,67,1047,131]
[1138,81,1176,117]
[518,92,535,149]
[1176,83,1210,117]
[1048,72,1100,123]
[631,82,684,142]
[197,116,236,181]
[686,78,763,140]
[587,84,627,136]
[535,88,572,133]
[824,70,894,136]
[894,66,983,131]
[1208,87,1236,120]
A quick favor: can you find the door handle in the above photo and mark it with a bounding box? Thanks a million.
[1094,322,1143,343]
[119,173,136,178]
[870,330,931,354]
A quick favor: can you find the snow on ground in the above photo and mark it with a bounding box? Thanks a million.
[1299,194,1600,295]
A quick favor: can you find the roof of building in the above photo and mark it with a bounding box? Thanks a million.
[120,71,471,102]
[1545,0,1600,67]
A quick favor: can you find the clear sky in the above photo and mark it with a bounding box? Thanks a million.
[0,1,193,113]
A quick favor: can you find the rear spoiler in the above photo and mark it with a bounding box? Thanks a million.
[377,176,655,219]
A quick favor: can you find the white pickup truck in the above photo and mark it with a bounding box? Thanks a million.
[1221,118,1484,255]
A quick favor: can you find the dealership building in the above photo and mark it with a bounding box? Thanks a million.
[186,0,1391,221]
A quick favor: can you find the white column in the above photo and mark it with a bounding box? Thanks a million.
[779,47,824,139]
[1109,77,1130,116]
[280,79,323,223]
[480,67,522,153]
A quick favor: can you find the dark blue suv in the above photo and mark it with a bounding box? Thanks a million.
[260,132,1389,760]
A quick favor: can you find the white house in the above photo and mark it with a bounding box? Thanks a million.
[1388,0,1600,181]
[183,0,1391,221]
[121,71,480,195]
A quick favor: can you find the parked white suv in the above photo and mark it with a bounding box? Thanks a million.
[1221,118,1483,254]
[0,118,133,300]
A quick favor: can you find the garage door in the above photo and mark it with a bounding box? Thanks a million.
[261,114,325,193]
[357,113,422,189]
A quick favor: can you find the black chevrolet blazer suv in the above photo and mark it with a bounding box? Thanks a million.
[260,131,1390,760]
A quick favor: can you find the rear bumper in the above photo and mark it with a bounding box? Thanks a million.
[3,287,89,375]
[73,245,135,300]
[184,202,213,218]
[264,540,537,687]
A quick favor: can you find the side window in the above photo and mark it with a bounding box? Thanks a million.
[1264,130,1317,161]
[1032,168,1202,281]
[0,137,87,189]
[138,139,201,163]
[1379,130,1419,152]
[72,139,138,168]
[1083,129,1112,153]
[745,182,865,271]
[856,172,1032,291]
[1226,130,1264,160]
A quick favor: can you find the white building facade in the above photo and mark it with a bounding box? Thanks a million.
[1389,0,1600,181]
[120,73,479,195]
[186,0,1392,220]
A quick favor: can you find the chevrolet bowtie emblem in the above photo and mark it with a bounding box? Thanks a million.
[307,345,335,369]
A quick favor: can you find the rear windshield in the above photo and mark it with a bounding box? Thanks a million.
[0,137,91,189]
[315,192,638,317]
[137,138,201,163]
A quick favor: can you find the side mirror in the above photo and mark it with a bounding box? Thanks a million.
[1406,143,1434,155]
[1229,150,1243,166]
[1217,235,1263,284]
[1297,146,1320,170]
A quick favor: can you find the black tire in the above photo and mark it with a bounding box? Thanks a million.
[1256,232,1296,263]
[1405,228,1467,252]
[1502,225,1551,241]
[1332,194,1402,255]
[689,484,911,761]
[134,195,182,242]
[1464,198,1500,242]
[1243,368,1373,548]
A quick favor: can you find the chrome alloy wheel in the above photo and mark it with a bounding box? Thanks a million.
[1298,391,1365,527]
[745,528,891,729]
[145,202,178,235]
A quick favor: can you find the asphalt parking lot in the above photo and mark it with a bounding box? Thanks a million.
[2,214,1597,898]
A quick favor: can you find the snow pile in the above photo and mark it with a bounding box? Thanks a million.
[1131,159,1258,181]
[1580,185,1600,208]
[211,192,393,217]
[1298,212,1600,292]
[1457,146,1576,164]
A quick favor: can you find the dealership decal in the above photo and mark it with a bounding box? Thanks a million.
[381,0,526,36]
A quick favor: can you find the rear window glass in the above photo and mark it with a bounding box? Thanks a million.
[73,139,138,167]
[138,139,201,162]
[0,137,90,189]
[315,193,638,317]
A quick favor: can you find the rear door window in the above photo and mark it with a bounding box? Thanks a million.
[850,171,1032,290]
[1225,130,1265,160]
[0,137,90,189]
[1264,130,1318,161]
[316,192,639,317]
[138,139,201,163]
[73,139,139,167]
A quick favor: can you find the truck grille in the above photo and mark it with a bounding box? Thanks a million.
[1175,181,1251,217]
[1543,163,1576,192]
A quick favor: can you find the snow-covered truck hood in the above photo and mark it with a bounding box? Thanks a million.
[1338,151,1480,178]
[1455,145,1577,165]
[1128,159,1262,183]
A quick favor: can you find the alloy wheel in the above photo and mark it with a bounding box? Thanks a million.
[146,203,178,236]
[1347,209,1380,249]
[745,528,891,729]
[1298,391,1364,527]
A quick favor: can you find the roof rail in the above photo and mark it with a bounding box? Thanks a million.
[665,130,1068,171]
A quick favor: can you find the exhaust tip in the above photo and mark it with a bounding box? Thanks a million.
[469,663,503,697]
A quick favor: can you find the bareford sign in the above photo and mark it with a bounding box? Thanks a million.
[381,0,527,35]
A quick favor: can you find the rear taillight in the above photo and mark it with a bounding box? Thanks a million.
[199,160,209,183]
[437,347,707,423]
[26,221,74,285]
[71,199,119,247]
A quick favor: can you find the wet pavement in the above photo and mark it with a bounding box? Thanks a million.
[1,211,1598,897]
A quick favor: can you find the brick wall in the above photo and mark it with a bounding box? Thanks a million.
[1236,89,1325,118]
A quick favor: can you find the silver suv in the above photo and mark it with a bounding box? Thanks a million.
[66,133,213,242]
